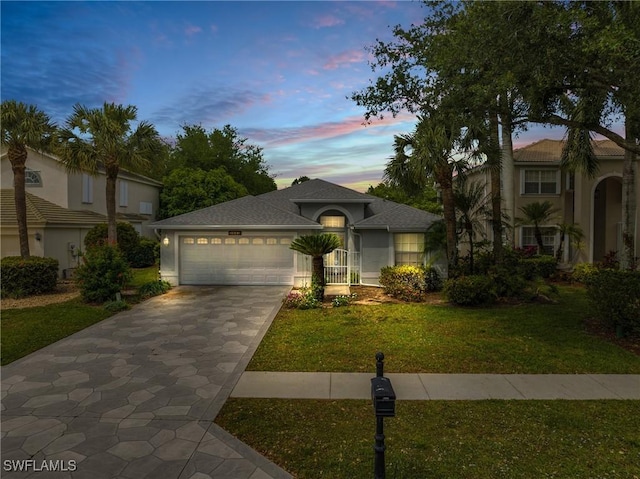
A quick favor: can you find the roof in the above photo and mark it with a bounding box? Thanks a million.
[514,139,625,163]
[1,189,107,227]
[152,179,440,232]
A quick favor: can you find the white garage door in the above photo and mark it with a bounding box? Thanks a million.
[179,235,294,285]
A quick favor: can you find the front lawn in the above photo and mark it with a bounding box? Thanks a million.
[1,265,160,365]
[216,399,640,479]
[248,286,640,373]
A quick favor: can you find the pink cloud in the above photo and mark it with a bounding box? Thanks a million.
[185,25,202,36]
[311,14,344,29]
[323,49,365,70]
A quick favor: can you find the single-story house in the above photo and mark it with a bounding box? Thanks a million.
[152,179,443,286]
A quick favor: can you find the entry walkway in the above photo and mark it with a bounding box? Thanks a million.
[233,372,640,400]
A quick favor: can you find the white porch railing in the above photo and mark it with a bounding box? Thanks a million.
[324,249,360,285]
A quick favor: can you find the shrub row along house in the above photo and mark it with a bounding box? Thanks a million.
[464,139,638,265]
[0,147,161,277]
[152,179,443,287]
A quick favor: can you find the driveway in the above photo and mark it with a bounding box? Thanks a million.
[1,285,292,479]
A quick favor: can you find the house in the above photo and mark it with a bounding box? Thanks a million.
[152,179,443,286]
[1,147,162,276]
[465,139,639,264]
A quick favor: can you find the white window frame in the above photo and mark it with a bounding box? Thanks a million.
[139,201,153,215]
[25,169,42,187]
[119,180,129,207]
[82,174,93,204]
[520,226,558,255]
[394,233,425,266]
[520,169,560,195]
[320,215,346,228]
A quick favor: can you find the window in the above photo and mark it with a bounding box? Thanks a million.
[25,169,42,186]
[119,180,129,207]
[280,238,291,245]
[394,233,425,266]
[183,237,195,244]
[252,238,264,245]
[266,238,277,245]
[212,238,222,244]
[522,169,559,195]
[521,227,557,255]
[225,238,236,244]
[139,201,153,215]
[320,215,345,228]
[239,238,250,244]
[82,174,93,204]
[196,238,208,244]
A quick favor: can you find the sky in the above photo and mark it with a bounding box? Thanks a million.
[1,0,567,192]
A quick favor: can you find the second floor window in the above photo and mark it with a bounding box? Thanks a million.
[82,174,93,204]
[25,169,42,186]
[119,180,128,207]
[522,169,559,195]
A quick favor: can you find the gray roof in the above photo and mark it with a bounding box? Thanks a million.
[152,179,441,231]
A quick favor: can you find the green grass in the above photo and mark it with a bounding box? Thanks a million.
[249,286,640,373]
[1,265,160,365]
[1,299,112,365]
[216,399,640,479]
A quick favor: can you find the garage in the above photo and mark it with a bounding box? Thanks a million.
[179,234,295,285]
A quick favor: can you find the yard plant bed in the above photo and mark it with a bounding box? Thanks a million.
[216,398,640,479]
[249,286,640,373]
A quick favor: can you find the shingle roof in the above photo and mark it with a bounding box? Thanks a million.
[514,139,624,163]
[151,195,322,229]
[1,189,107,226]
[152,179,441,231]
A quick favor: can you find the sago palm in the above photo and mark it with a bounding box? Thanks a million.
[290,233,341,300]
[517,201,559,254]
[1,100,56,258]
[57,103,162,244]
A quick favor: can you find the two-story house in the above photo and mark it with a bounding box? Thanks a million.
[465,139,638,264]
[1,147,162,276]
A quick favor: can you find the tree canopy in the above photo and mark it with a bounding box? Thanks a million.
[168,124,276,196]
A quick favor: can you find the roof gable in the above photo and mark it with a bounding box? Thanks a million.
[514,139,625,163]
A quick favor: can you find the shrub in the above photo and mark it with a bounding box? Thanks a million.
[572,262,598,284]
[424,266,443,292]
[283,287,321,309]
[138,280,172,299]
[103,300,130,312]
[444,275,496,306]
[332,293,357,307]
[379,265,427,302]
[1,256,59,298]
[520,256,557,279]
[586,269,640,336]
[75,245,132,303]
[84,222,143,265]
[129,237,158,268]
[488,267,528,299]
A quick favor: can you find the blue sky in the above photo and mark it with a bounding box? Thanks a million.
[2,1,565,191]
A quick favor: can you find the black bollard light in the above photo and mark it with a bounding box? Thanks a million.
[371,352,396,479]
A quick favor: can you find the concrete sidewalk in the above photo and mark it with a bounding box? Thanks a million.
[232,372,640,400]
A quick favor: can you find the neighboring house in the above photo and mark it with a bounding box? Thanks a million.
[152,179,443,286]
[465,139,639,264]
[1,147,162,275]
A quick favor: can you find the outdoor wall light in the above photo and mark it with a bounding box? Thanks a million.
[35,232,42,241]
[163,236,170,246]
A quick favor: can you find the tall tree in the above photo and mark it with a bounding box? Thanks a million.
[1,100,56,258]
[169,124,276,195]
[385,113,471,272]
[57,103,163,244]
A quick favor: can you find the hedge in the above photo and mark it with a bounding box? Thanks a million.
[585,269,640,336]
[1,256,59,298]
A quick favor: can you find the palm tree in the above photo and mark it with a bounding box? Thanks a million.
[1,101,56,258]
[57,103,162,244]
[517,201,559,255]
[385,113,470,274]
[454,180,489,274]
[290,233,341,301]
[555,223,584,263]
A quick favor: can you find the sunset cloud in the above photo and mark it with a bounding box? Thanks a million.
[311,14,344,29]
[323,50,366,70]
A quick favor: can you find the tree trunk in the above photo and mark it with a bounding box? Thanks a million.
[534,225,545,255]
[621,122,637,270]
[500,110,515,247]
[9,145,30,258]
[311,255,325,301]
[105,162,119,245]
[437,168,458,275]
[489,112,504,263]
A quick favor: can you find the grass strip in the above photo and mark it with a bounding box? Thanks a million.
[216,398,640,479]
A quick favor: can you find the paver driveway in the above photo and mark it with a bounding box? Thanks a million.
[1,286,292,479]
